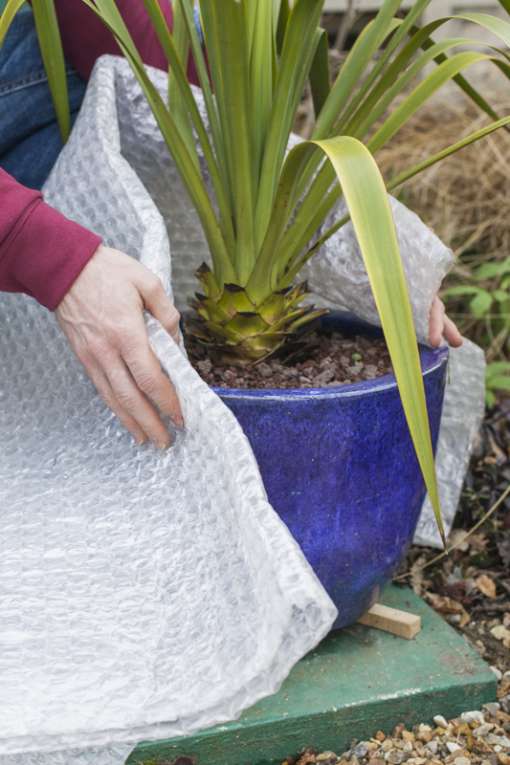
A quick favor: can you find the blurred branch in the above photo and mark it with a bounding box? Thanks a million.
[334,0,358,52]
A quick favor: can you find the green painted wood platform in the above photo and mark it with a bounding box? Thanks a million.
[128,586,496,765]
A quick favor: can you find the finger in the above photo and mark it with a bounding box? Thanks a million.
[119,311,184,428]
[105,355,173,449]
[124,341,184,429]
[140,275,181,343]
[428,298,445,347]
[444,315,463,348]
[82,356,148,445]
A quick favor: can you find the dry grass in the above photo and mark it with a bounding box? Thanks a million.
[377,87,510,265]
[376,84,510,360]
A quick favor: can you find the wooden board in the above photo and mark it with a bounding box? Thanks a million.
[357,603,421,639]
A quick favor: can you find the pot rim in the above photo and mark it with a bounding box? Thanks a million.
[210,312,450,402]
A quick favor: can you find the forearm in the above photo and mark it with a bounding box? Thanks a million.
[0,169,101,309]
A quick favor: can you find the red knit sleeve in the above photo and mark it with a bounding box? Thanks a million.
[0,170,101,310]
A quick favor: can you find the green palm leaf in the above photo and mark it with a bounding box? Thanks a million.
[31,0,70,141]
[288,115,510,282]
[267,136,446,544]
[0,0,26,45]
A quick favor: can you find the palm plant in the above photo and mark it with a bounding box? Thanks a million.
[3,0,510,543]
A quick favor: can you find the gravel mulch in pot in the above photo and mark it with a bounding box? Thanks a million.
[186,329,393,389]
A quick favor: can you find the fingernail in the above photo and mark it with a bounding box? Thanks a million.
[136,436,147,446]
[157,439,171,450]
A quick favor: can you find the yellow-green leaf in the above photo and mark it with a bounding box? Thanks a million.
[31,0,70,141]
[0,0,26,46]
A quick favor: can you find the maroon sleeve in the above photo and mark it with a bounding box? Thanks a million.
[54,0,173,80]
[0,170,101,310]
[54,0,198,83]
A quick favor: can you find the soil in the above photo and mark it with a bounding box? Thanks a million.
[185,329,393,389]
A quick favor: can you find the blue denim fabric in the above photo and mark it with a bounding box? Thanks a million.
[0,6,86,189]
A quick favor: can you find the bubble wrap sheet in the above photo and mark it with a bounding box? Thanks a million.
[0,58,337,764]
[0,56,485,763]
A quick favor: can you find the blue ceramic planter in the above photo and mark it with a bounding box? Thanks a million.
[213,313,449,629]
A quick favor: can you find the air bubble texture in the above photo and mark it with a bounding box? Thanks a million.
[0,58,336,765]
[0,56,485,764]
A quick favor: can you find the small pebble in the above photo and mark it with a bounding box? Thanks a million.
[474,723,495,736]
[491,666,503,680]
[484,702,501,715]
[425,740,439,755]
[416,724,433,743]
[352,744,368,759]
[364,364,378,378]
[447,742,462,753]
[433,714,448,728]
[454,758,471,765]
[257,362,272,378]
[488,734,510,747]
[490,625,510,642]
[384,751,404,764]
[196,358,212,375]
[462,710,485,725]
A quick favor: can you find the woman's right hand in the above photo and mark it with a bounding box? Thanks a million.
[56,244,184,448]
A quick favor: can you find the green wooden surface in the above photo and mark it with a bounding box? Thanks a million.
[128,586,496,765]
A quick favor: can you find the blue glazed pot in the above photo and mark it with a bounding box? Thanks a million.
[213,313,449,629]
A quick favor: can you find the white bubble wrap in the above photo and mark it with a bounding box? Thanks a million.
[0,58,336,765]
[0,56,485,764]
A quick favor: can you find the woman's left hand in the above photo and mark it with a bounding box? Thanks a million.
[428,297,463,348]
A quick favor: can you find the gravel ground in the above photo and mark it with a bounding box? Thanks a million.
[281,691,510,764]
[281,401,510,765]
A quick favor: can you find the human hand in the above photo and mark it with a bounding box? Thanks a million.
[428,296,463,349]
[56,245,183,448]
